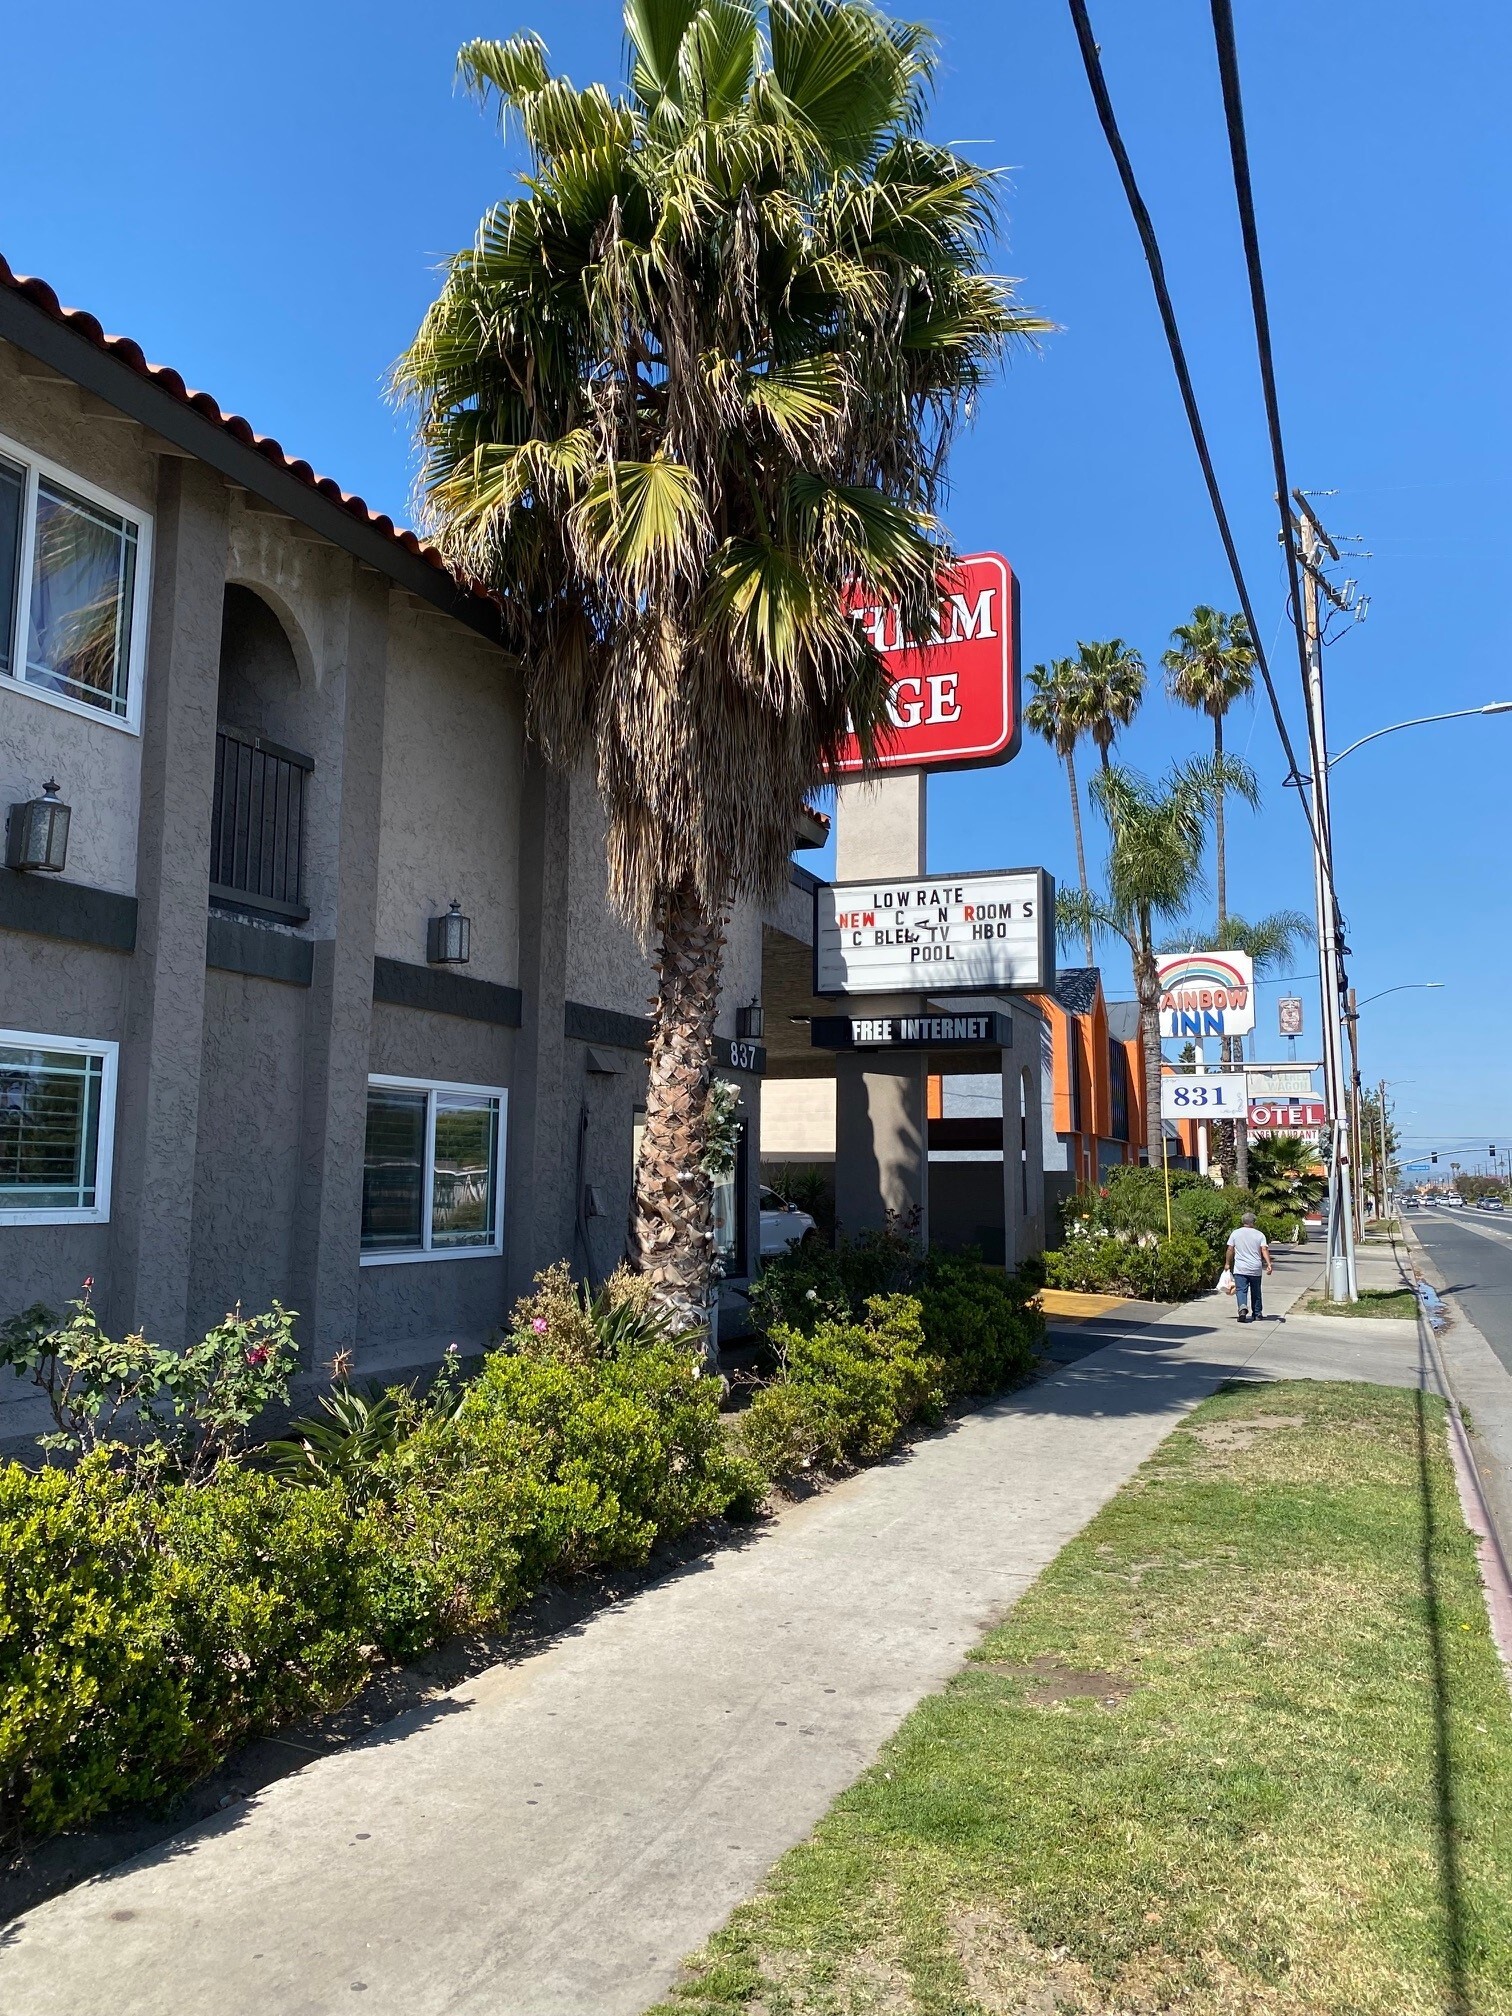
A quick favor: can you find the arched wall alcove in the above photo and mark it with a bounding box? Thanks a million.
[217,582,312,750]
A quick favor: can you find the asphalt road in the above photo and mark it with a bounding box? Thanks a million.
[1410,1205,1512,1376]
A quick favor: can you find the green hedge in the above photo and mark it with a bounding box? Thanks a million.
[1047,1169,1297,1301]
[737,1236,1045,1485]
[0,1286,757,1848]
[0,1455,374,1843]
[1,1250,1040,1849]
[1043,1230,1216,1300]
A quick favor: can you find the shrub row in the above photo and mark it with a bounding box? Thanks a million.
[2,1245,1040,1848]
[0,1273,758,1848]
[738,1232,1045,1481]
[1043,1167,1299,1300]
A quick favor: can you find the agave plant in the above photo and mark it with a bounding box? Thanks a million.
[263,1386,414,1497]
[264,1350,469,1497]
[394,0,1045,1336]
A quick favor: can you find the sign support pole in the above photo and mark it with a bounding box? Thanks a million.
[831,770,930,1244]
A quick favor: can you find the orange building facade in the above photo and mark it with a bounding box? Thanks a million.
[1029,969,1146,1198]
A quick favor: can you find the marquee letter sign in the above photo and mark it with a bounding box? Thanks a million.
[814,867,1054,998]
[833,553,1020,774]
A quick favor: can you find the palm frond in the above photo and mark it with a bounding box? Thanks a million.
[1054,886,1133,957]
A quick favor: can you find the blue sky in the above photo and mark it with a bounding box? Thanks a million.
[3,1,1507,1162]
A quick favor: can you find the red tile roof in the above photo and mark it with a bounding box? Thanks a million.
[0,255,454,582]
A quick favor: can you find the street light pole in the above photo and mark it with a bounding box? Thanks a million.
[1283,704,1512,784]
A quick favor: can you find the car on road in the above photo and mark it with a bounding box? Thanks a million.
[760,1185,817,1257]
[1476,1197,1506,1212]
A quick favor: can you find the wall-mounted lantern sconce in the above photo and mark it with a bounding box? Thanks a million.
[5,780,71,873]
[736,998,765,1041]
[427,899,471,965]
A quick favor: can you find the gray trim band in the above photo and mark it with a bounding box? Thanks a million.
[0,869,137,952]
[373,957,523,1028]
[565,1001,651,1052]
[206,912,314,985]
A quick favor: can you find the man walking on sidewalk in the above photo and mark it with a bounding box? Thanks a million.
[1226,1212,1274,1322]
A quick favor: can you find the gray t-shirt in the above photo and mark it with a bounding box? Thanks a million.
[1229,1226,1269,1275]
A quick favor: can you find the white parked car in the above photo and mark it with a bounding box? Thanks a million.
[760,1186,816,1257]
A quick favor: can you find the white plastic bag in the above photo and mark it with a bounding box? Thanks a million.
[1217,1267,1236,1296]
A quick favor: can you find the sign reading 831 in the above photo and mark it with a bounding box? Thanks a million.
[1158,1072,1248,1118]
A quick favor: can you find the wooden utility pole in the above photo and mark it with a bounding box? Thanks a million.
[1376,1078,1390,1220]
[1294,495,1357,1297]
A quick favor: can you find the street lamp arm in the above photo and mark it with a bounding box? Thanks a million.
[1328,703,1512,769]
[1350,982,1445,1013]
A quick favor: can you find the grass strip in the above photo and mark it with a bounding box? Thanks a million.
[1305,1288,1420,1320]
[653,1380,1512,2016]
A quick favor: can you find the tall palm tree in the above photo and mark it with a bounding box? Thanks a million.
[396,1,1046,1333]
[1073,638,1146,769]
[1025,658,1094,965]
[1161,606,1255,928]
[1056,757,1260,1166]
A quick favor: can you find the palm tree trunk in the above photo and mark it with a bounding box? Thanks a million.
[1213,709,1227,930]
[1135,936,1165,1170]
[1065,746,1094,967]
[632,877,727,1351]
[1211,708,1248,1184]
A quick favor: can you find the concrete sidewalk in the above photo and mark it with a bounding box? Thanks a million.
[0,1246,1447,2016]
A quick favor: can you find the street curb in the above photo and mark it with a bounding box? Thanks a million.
[1400,1221,1512,1687]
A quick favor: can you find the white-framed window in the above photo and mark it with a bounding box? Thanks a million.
[0,1030,118,1225]
[360,1074,506,1265]
[0,428,152,732]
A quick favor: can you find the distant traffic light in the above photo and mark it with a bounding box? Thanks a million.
[1431,1153,1439,1164]
[1492,1145,1498,1158]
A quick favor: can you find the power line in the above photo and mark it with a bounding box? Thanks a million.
[1205,0,1321,773]
[1063,0,1320,846]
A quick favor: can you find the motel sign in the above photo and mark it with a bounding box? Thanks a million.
[833,553,1020,774]
[1154,951,1257,1039]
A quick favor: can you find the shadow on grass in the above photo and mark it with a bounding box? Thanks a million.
[1415,1328,1470,2016]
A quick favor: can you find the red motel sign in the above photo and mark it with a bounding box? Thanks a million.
[833,553,1020,775]
[1248,1097,1328,1133]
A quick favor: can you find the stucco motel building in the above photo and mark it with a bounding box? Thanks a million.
[0,259,1055,1427]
